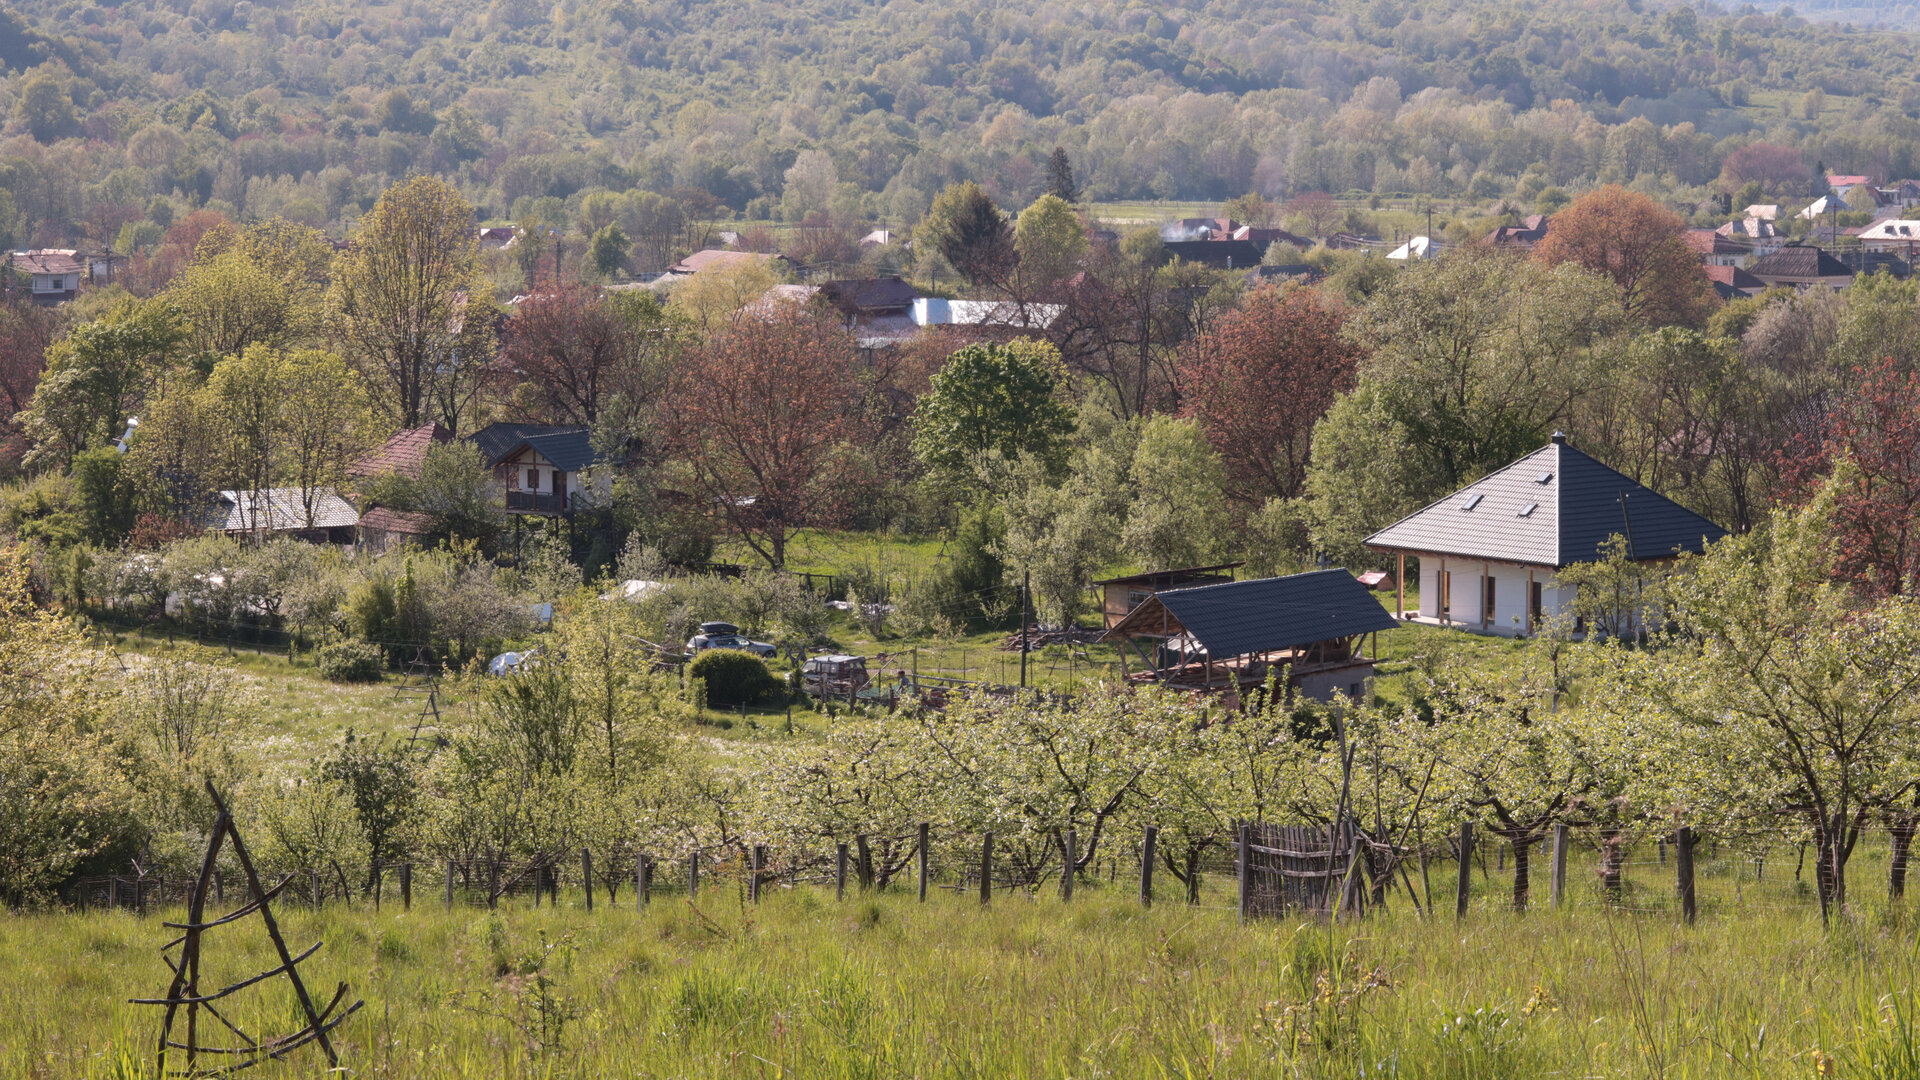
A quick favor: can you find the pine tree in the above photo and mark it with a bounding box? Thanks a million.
[1046,146,1078,203]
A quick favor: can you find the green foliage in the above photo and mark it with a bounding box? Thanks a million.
[315,640,386,682]
[1120,415,1229,570]
[686,648,781,707]
[68,449,137,545]
[911,341,1073,497]
[917,182,1012,285]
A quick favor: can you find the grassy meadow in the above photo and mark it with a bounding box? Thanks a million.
[9,863,1920,1080]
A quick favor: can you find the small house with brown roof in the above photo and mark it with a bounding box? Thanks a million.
[1090,562,1243,630]
[9,249,86,304]
[667,250,791,276]
[1484,214,1551,247]
[1704,264,1766,299]
[350,423,453,484]
[1683,228,1749,267]
[357,506,436,553]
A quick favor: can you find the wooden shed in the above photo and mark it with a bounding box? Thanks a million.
[1100,569,1399,703]
[1090,562,1242,630]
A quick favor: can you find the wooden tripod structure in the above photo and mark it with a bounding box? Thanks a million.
[131,783,363,1077]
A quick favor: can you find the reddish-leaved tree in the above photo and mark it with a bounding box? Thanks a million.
[1716,142,1812,195]
[498,284,641,425]
[1177,285,1362,504]
[1791,359,1920,598]
[1532,185,1715,328]
[668,309,871,568]
[0,299,62,473]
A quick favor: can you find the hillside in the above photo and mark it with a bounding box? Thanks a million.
[3,0,1920,255]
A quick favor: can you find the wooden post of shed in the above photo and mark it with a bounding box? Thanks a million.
[1455,822,1474,919]
[979,832,994,905]
[1140,826,1157,907]
[1550,824,1568,909]
[581,849,593,912]
[1061,829,1077,902]
[1677,826,1697,924]
[917,823,929,902]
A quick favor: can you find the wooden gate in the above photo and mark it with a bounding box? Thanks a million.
[1239,821,1356,918]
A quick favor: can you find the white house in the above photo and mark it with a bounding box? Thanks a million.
[1363,433,1727,637]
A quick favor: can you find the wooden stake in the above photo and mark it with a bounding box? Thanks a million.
[444,861,454,911]
[917,823,929,902]
[835,843,848,901]
[400,863,412,912]
[688,851,700,899]
[979,832,993,905]
[1061,829,1077,902]
[750,845,765,903]
[581,849,593,912]
[1550,824,1568,909]
[1140,826,1157,908]
[1455,822,1474,919]
[1237,825,1251,924]
[1677,826,1696,924]
[637,853,650,910]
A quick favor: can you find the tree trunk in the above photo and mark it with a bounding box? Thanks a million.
[1891,817,1918,900]
[1511,838,1533,911]
[1599,830,1624,903]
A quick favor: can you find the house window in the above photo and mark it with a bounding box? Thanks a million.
[1440,571,1451,616]
[1483,576,1496,622]
[1530,581,1543,625]
[524,467,539,491]
[33,277,52,292]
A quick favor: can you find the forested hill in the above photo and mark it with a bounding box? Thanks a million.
[4,0,1920,248]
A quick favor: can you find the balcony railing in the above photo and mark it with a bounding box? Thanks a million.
[506,491,570,514]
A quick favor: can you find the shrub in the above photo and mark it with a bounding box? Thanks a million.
[686,649,780,706]
[316,640,385,682]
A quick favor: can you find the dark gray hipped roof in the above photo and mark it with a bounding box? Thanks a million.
[1104,569,1398,657]
[1162,239,1266,268]
[1363,437,1727,568]
[468,422,605,471]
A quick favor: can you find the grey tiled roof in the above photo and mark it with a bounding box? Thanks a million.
[1108,569,1398,657]
[207,488,359,532]
[468,422,592,466]
[1363,438,1727,568]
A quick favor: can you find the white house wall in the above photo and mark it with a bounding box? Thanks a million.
[1416,558,1573,636]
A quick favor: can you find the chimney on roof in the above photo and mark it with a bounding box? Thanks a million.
[1550,431,1567,445]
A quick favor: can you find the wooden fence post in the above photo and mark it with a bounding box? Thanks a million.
[978,832,994,905]
[444,861,454,911]
[311,869,321,909]
[1551,824,1568,909]
[373,861,381,912]
[688,852,700,900]
[1237,825,1251,924]
[1140,826,1158,908]
[855,834,873,891]
[1455,822,1474,920]
[400,863,412,912]
[917,823,929,903]
[637,853,650,911]
[835,843,848,901]
[582,849,593,912]
[1677,826,1696,924]
[750,845,766,903]
[1061,829,1077,902]
[1339,835,1366,919]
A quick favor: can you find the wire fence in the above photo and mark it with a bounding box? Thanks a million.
[67,816,1919,926]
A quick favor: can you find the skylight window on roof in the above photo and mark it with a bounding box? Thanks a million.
[1536,471,1554,484]
[1518,502,1537,517]
[1462,493,1483,510]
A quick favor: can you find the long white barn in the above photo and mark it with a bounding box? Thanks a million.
[1363,433,1728,636]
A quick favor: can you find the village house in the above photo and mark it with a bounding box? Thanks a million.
[1101,569,1399,702]
[1703,264,1766,299]
[348,422,453,485]
[1161,239,1265,269]
[1857,219,1920,256]
[1748,245,1856,290]
[468,422,616,517]
[8,249,87,304]
[667,249,793,276]
[1363,433,1726,637]
[1683,228,1749,268]
[1484,214,1550,247]
[204,487,360,544]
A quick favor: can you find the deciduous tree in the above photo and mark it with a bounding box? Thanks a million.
[1179,285,1361,504]
[918,181,1014,285]
[668,309,870,568]
[910,340,1073,496]
[1532,184,1715,327]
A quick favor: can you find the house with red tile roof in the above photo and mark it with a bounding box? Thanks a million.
[349,423,453,483]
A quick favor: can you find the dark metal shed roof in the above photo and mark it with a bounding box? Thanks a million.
[1102,569,1398,657]
[1363,435,1727,568]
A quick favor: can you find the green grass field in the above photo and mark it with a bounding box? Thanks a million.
[11,864,1919,1080]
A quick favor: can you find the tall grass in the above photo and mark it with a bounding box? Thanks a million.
[6,880,1917,1079]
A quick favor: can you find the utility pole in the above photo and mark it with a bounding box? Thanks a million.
[1019,570,1031,689]
[1425,204,1434,259]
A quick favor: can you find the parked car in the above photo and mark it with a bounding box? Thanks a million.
[487,646,545,676]
[686,621,777,658]
[802,654,870,698]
